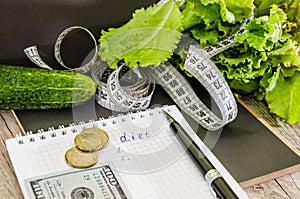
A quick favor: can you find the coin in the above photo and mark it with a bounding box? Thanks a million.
[74,128,104,152]
[74,128,109,151]
[65,147,98,168]
[98,129,110,149]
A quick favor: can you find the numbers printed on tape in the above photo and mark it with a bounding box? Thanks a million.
[107,64,154,112]
[151,63,227,130]
[187,46,238,125]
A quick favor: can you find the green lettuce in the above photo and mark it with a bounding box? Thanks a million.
[181,0,255,47]
[265,70,300,124]
[235,5,287,51]
[254,0,286,16]
[99,0,182,68]
[286,0,300,42]
[254,0,300,42]
[215,5,300,123]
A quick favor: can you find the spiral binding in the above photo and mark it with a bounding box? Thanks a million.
[48,127,55,131]
[50,132,57,138]
[15,106,174,145]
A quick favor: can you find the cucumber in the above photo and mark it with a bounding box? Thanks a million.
[0,65,97,109]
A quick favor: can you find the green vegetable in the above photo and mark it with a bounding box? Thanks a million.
[181,0,300,123]
[285,0,300,42]
[0,65,96,110]
[254,0,286,16]
[99,0,182,69]
[171,0,255,71]
[180,0,255,46]
[254,0,300,42]
[265,70,300,124]
[236,6,287,51]
[215,5,300,123]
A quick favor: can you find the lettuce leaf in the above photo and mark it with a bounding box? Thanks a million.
[181,0,255,47]
[254,0,300,42]
[268,39,300,69]
[229,79,259,94]
[289,0,300,26]
[265,70,300,124]
[215,5,300,123]
[285,0,300,42]
[235,5,286,51]
[221,0,255,23]
[254,0,286,16]
[99,0,182,68]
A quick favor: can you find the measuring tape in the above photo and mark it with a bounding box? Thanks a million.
[23,8,253,130]
[90,60,155,112]
[24,46,53,70]
[149,59,237,131]
[147,11,253,130]
[24,26,98,73]
[203,16,253,57]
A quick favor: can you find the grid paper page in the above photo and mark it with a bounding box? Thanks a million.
[6,105,241,199]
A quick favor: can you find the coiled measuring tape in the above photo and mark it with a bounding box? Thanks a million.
[24,12,253,130]
[149,47,237,131]
[148,12,253,130]
[24,26,98,73]
[90,60,155,112]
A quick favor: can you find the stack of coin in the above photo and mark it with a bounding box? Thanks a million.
[65,128,110,168]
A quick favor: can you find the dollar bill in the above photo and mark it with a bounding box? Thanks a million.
[24,164,131,199]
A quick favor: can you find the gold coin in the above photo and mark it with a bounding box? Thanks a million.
[74,128,106,152]
[64,147,98,168]
[97,129,110,149]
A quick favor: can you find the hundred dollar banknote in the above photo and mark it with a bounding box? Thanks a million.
[24,164,131,199]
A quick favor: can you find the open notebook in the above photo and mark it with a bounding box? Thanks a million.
[6,105,249,199]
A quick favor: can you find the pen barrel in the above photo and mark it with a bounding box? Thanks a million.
[211,177,239,199]
[171,123,214,172]
[171,122,238,199]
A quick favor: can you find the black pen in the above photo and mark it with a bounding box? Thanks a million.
[163,111,239,199]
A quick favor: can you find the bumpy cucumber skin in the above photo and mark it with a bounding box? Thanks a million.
[0,65,96,109]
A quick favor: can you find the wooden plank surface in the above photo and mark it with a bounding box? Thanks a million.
[0,110,25,199]
[239,164,300,189]
[244,171,300,199]
[276,171,300,198]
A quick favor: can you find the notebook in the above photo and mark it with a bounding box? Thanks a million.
[6,105,249,199]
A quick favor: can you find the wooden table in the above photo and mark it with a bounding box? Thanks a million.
[0,110,24,198]
[1,99,300,198]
